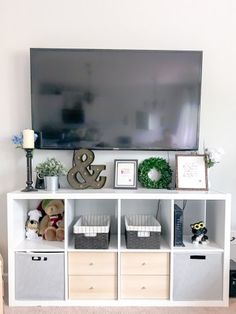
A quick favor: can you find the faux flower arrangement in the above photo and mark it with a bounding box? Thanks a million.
[35,158,67,178]
[204,147,224,168]
[11,132,38,148]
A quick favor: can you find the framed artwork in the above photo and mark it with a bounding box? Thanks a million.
[176,154,208,190]
[113,159,138,189]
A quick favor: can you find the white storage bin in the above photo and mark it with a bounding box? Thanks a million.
[15,252,65,300]
[173,252,223,301]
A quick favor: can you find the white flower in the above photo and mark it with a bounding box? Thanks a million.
[209,148,225,163]
[204,147,225,168]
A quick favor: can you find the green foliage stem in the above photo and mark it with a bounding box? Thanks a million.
[35,157,67,178]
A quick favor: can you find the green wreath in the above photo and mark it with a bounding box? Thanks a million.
[138,157,172,189]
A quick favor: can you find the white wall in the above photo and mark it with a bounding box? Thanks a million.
[1,0,236,264]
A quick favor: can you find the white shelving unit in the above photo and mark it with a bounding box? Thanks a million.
[7,188,231,307]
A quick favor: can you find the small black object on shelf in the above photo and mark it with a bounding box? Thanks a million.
[35,176,45,189]
[22,149,37,192]
[174,204,185,247]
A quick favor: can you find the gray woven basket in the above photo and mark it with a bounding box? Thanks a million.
[125,230,160,249]
[73,215,110,249]
[125,215,161,249]
[75,232,110,249]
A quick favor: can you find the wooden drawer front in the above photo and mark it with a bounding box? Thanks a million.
[69,275,117,299]
[68,252,117,275]
[121,252,169,275]
[121,275,169,299]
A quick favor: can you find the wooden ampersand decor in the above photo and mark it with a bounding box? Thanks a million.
[67,149,106,189]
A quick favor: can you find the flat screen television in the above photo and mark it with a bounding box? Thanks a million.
[30,48,202,150]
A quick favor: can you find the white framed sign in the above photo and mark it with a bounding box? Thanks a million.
[113,159,138,189]
[176,154,208,190]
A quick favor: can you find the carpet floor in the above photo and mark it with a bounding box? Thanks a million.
[3,299,236,314]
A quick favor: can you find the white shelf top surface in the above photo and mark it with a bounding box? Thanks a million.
[8,188,230,200]
[13,235,223,253]
[173,236,223,252]
[15,239,65,251]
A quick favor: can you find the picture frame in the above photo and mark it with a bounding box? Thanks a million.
[113,159,138,189]
[176,154,208,191]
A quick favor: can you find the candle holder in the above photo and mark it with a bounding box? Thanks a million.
[22,149,38,192]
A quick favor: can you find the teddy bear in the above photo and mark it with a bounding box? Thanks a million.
[39,199,64,241]
[190,221,209,245]
[25,209,42,240]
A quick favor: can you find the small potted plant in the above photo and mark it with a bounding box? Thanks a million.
[35,158,67,191]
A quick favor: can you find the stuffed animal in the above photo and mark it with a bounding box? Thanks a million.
[190,221,208,245]
[25,209,42,240]
[39,200,64,241]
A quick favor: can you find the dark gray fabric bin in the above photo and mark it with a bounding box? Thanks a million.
[15,252,65,300]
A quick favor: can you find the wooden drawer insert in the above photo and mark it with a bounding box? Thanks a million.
[69,275,117,299]
[121,275,169,299]
[121,252,169,275]
[68,252,117,275]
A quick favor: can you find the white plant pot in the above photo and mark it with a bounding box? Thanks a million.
[44,176,59,192]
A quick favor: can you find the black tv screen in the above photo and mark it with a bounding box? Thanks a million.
[30,49,202,150]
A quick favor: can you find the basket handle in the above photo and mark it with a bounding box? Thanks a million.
[84,233,97,237]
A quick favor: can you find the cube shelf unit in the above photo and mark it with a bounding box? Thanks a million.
[7,189,231,307]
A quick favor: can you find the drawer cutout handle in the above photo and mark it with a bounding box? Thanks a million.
[89,286,94,290]
[32,256,41,261]
[141,262,146,266]
[141,286,146,290]
[89,262,94,266]
[190,255,206,260]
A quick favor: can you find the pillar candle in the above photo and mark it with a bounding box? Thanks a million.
[23,129,35,149]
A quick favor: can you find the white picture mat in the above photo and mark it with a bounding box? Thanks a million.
[114,160,137,188]
[177,155,207,190]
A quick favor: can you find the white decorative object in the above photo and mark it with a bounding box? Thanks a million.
[114,159,138,189]
[25,228,41,240]
[25,209,42,240]
[22,129,35,149]
[176,154,208,190]
[27,209,42,222]
[204,147,225,168]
